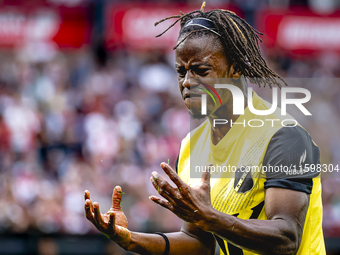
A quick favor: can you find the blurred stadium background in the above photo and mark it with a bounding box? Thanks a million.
[0,0,339,254]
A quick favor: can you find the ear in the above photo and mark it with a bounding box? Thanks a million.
[228,63,242,79]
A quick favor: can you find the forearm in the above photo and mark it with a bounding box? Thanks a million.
[126,231,215,255]
[202,210,300,255]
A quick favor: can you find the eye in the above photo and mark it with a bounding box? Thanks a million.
[176,67,186,78]
[195,68,210,76]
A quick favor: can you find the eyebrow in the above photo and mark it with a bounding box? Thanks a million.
[175,62,213,68]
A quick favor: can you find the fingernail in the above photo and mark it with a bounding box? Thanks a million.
[148,196,153,200]
[152,172,159,179]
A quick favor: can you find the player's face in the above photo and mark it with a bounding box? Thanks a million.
[175,36,232,119]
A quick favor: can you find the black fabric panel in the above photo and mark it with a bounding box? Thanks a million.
[263,126,320,194]
[249,201,265,219]
[264,179,313,194]
[227,242,244,255]
[234,168,254,193]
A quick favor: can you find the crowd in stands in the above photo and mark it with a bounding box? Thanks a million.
[0,46,339,239]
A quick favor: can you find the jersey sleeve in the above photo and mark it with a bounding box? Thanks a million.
[263,125,320,194]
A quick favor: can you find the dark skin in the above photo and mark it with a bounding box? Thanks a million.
[175,35,247,145]
[84,35,309,255]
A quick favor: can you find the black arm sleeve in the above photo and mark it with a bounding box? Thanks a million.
[263,125,320,194]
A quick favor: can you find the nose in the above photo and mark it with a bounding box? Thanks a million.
[183,70,195,88]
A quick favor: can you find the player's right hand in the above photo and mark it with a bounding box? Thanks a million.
[84,186,131,249]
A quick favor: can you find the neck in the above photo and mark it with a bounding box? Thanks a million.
[208,78,248,145]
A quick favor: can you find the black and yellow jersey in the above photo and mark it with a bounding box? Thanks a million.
[176,91,326,255]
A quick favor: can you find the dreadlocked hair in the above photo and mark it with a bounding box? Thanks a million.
[155,8,287,88]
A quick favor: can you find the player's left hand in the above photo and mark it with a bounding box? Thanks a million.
[149,162,214,229]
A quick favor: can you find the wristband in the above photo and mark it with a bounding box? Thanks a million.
[155,232,170,255]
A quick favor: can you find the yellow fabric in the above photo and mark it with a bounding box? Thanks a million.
[177,92,325,255]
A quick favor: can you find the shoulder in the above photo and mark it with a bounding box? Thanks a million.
[263,125,320,194]
[263,125,319,167]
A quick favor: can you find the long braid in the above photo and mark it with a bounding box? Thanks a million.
[155,7,286,88]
